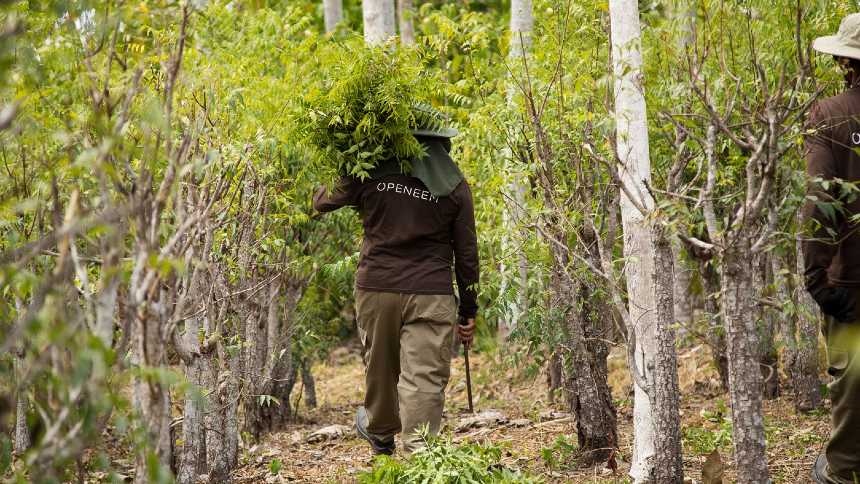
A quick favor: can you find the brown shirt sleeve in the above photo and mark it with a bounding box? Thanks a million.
[452,181,479,318]
[802,102,843,296]
[313,177,362,213]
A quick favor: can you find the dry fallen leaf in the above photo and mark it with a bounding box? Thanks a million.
[305,424,352,443]
[454,410,508,432]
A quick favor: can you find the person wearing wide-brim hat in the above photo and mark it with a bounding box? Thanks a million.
[806,13,860,484]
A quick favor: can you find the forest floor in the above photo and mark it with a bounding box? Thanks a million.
[234,342,830,483]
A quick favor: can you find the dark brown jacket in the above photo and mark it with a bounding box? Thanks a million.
[313,174,479,318]
[803,88,860,296]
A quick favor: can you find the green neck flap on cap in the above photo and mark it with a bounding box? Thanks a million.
[368,136,464,198]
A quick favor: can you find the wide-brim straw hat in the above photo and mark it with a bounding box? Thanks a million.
[813,13,860,60]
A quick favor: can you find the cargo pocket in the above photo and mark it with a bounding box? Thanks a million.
[413,294,457,324]
[439,326,454,369]
[354,290,377,352]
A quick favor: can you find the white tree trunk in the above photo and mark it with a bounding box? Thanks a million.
[323,0,343,33]
[362,0,395,45]
[94,223,123,348]
[94,280,119,347]
[510,0,533,58]
[609,1,678,481]
[13,297,30,455]
[498,0,533,339]
[397,0,415,46]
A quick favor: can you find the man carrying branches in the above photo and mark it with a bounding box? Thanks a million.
[806,14,860,484]
[313,126,479,456]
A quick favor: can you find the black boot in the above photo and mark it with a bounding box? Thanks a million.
[355,406,395,456]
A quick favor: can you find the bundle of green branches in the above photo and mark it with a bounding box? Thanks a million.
[296,43,447,181]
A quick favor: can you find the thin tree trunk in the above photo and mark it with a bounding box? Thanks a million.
[550,247,617,466]
[13,296,29,455]
[254,280,304,431]
[608,0,664,478]
[498,0,533,340]
[362,0,395,45]
[204,266,236,482]
[178,316,206,484]
[301,360,317,409]
[225,351,240,471]
[651,227,683,483]
[509,0,533,58]
[671,238,692,331]
[243,285,269,439]
[203,353,229,482]
[95,231,122,348]
[498,178,528,340]
[721,243,770,483]
[177,233,216,484]
[132,303,174,484]
[697,254,729,391]
[547,351,563,403]
[756,253,779,400]
[205,317,239,480]
[789,236,822,412]
[397,0,414,45]
[323,0,343,33]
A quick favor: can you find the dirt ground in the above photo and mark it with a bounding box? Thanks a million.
[233,343,830,483]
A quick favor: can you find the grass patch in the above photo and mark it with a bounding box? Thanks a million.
[539,435,579,470]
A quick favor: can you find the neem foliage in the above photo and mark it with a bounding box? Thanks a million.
[295,42,447,181]
[357,434,542,484]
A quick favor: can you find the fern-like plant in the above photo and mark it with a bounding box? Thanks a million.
[357,429,543,484]
[295,41,448,181]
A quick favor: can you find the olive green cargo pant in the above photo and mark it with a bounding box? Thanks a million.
[355,290,457,453]
[821,308,860,483]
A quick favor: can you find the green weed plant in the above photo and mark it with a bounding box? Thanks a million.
[357,429,542,484]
